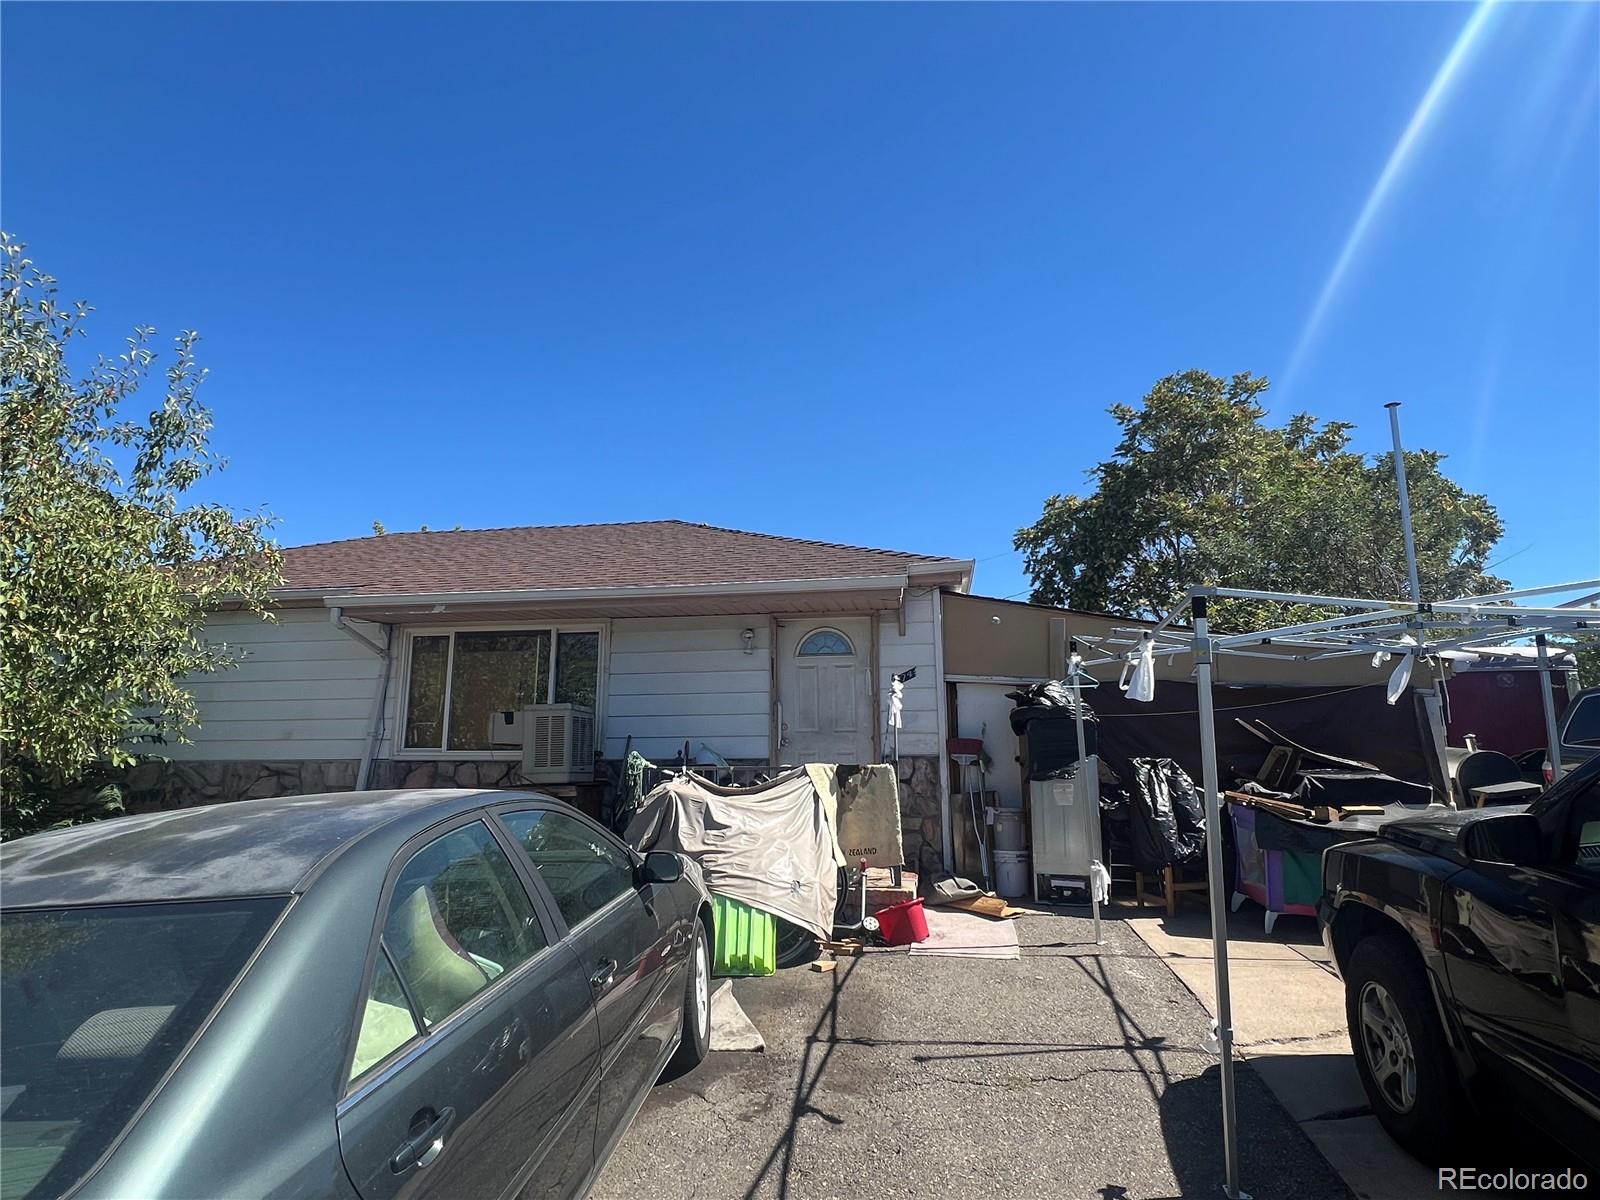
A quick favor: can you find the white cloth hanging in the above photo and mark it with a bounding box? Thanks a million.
[887,676,904,729]
[1089,860,1111,904]
[1384,635,1419,705]
[1122,636,1156,703]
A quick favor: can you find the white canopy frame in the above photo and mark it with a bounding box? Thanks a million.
[1059,407,1597,1199]
[1071,577,1597,1197]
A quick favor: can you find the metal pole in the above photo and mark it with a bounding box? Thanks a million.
[1386,402,1423,603]
[1194,596,1245,1200]
[1387,402,1454,804]
[1069,640,1101,946]
[1537,634,1565,786]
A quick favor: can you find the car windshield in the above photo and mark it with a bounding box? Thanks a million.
[0,898,286,1200]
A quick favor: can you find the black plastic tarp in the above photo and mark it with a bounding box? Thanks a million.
[1251,801,1432,854]
[1294,770,1432,807]
[1088,681,1432,789]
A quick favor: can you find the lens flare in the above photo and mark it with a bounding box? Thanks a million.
[1281,0,1503,389]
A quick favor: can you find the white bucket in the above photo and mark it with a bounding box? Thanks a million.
[992,807,1027,853]
[993,849,1030,899]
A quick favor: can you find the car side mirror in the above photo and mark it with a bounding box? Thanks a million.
[1461,812,1544,867]
[639,851,683,885]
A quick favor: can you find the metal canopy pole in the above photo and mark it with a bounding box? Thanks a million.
[1386,402,1424,602]
[1068,640,1102,946]
[1536,634,1565,785]
[1387,401,1452,801]
[1193,594,1245,1200]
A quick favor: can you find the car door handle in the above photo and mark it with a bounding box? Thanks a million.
[590,959,617,991]
[390,1107,455,1174]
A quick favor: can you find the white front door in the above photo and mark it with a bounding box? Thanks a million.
[777,618,873,765]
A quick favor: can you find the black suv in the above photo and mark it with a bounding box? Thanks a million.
[1320,755,1600,1166]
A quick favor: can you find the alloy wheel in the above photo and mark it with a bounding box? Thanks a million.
[694,936,710,1037]
[1359,980,1418,1114]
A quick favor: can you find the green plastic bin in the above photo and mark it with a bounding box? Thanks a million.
[711,894,777,976]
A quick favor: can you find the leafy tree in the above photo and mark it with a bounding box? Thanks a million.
[0,234,281,838]
[1014,370,1507,631]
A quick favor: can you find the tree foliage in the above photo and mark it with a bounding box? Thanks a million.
[0,234,281,837]
[1014,370,1507,631]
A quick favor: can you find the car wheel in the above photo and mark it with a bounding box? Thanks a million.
[1344,935,1468,1163]
[670,920,711,1071]
[774,918,821,968]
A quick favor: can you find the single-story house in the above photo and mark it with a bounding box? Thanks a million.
[152,521,973,874]
[147,520,1502,878]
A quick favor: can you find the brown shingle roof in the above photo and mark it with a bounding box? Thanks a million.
[279,520,961,596]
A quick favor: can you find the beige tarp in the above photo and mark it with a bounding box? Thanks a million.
[625,767,842,940]
[808,764,904,868]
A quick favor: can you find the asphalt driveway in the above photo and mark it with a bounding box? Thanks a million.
[593,909,1350,1200]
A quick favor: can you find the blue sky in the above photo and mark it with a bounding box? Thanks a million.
[5,2,1596,600]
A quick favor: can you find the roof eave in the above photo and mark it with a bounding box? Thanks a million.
[314,572,922,609]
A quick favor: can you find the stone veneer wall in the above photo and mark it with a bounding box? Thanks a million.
[121,758,362,812]
[895,754,946,877]
[124,758,574,813]
[125,754,950,876]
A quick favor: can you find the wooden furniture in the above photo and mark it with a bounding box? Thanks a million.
[1134,864,1208,918]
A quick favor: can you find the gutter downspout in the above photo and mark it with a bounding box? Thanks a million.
[331,608,392,790]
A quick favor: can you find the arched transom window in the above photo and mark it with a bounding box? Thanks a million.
[797,628,855,657]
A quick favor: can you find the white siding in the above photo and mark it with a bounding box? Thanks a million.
[877,592,941,756]
[604,616,772,761]
[164,609,385,761]
[175,592,950,766]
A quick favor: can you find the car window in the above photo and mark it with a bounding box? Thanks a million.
[349,950,421,1083]
[1567,696,1600,747]
[1565,782,1600,874]
[0,899,285,1200]
[379,821,545,1029]
[500,809,634,929]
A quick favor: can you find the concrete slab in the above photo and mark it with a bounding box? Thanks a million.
[708,979,764,1052]
[1163,956,1349,1047]
[1298,1115,1513,1200]
[1247,1051,1370,1123]
[1126,915,1307,963]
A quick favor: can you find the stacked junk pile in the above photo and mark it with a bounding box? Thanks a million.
[625,757,1035,975]
[624,762,1003,973]
[997,676,1439,932]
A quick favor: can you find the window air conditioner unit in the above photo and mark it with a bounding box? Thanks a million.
[520,704,596,784]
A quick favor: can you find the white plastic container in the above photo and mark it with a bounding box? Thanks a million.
[993,849,1030,899]
[992,807,1027,853]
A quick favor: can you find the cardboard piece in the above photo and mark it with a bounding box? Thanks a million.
[943,894,1027,920]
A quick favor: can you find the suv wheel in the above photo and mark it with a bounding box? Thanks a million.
[1344,935,1469,1163]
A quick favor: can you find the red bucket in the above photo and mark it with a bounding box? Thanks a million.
[876,898,929,946]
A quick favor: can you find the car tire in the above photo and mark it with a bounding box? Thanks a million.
[774,918,821,968]
[1344,934,1468,1164]
[670,919,711,1072]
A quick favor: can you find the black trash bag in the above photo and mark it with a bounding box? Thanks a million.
[1004,679,1075,709]
[1126,758,1206,872]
